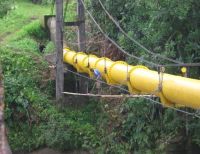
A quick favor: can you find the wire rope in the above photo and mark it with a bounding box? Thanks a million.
[79,0,160,68]
[97,0,183,65]
[66,68,200,119]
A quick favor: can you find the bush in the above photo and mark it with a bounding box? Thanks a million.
[15,20,47,41]
[0,1,102,153]
[90,0,200,67]
[44,41,55,54]
[44,110,100,150]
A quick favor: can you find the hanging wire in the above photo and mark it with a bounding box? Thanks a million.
[97,0,200,68]
[80,0,200,68]
[65,68,200,119]
[97,0,183,65]
[158,66,165,92]
[85,33,90,93]
[162,63,200,67]
[67,40,107,53]
[66,69,130,93]
[126,63,129,84]
[79,0,159,68]
[62,0,200,118]
[103,38,107,75]
[144,97,200,119]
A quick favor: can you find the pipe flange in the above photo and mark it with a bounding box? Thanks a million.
[128,65,149,80]
[129,65,149,73]
[73,52,86,63]
[82,55,97,75]
[93,57,113,84]
[94,57,111,69]
[84,54,98,69]
[107,61,129,84]
[82,56,89,68]
[72,52,86,72]
[126,65,149,93]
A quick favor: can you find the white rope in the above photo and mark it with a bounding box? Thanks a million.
[66,68,200,119]
[63,91,156,98]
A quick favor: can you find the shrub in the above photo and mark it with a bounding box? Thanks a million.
[44,41,55,54]
[14,20,47,41]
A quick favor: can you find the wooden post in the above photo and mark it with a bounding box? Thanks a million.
[0,68,12,154]
[77,0,87,94]
[77,0,86,52]
[56,0,64,101]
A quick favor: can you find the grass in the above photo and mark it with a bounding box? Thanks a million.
[0,0,77,44]
[0,0,50,44]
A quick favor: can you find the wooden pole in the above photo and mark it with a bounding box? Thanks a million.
[0,68,12,154]
[56,0,64,101]
[77,0,87,94]
[77,0,86,52]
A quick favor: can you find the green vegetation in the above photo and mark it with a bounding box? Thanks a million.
[91,0,199,58]
[0,0,200,153]
[44,41,55,54]
[90,0,200,73]
[0,0,50,44]
[0,1,99,153]
[88,0,200,153]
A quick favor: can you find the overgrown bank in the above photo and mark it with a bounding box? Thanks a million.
[0,1,100,153]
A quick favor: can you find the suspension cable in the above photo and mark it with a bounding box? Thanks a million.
[161,63,200,67]
[97,0,183,65]
[79,0,160,68]
[66,68,200,119]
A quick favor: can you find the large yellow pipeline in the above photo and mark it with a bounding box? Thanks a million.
[63,48,200,109]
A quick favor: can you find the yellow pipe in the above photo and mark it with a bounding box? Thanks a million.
[63,48,200,109]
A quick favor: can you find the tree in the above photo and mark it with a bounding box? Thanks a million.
[90,0,200,67]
